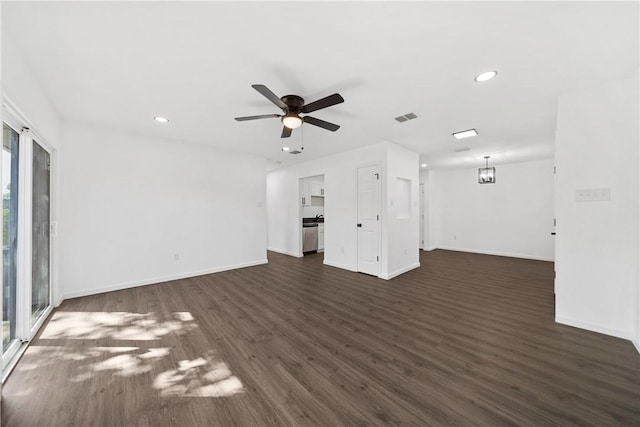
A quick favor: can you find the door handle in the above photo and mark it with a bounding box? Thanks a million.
[551,232,556,235]
[357,224,362,227]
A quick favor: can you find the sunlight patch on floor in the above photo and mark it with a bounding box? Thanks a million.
[40,311,197,340]
[16,345,98,371]
[71,347,171,381]
[153,356,245,398]
[19,310,245,399]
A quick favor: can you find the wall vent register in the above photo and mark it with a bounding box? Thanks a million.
[394,112,418,122]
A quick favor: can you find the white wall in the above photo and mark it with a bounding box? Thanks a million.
[428,158,555,261]
[267,141,420,279]
[384,143,420,278]
[267,142,387,267]
[60,122,267,299]
[2,32,61,147]
[2,31,63,306]
[555,74,639,343]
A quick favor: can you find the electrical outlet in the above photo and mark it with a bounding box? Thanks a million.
[174,253,180,261]
[576,188,611,202]
[341,246,344,253]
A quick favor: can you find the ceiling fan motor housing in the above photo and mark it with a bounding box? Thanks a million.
[280,95,305,114]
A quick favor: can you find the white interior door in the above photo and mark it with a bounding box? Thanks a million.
[357,165,380,276]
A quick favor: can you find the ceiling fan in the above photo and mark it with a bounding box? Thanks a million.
[235,84,344,138]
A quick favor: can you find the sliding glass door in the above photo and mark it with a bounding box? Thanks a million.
[2,124,20,359]
[31,141,50,326]
[1,119,53,372]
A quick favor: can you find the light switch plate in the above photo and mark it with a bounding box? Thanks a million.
[576,188,611,202]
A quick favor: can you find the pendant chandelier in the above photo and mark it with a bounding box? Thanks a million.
[478,156,496,184]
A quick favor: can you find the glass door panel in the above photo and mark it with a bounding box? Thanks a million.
[31,141,50,325]
[2,124,19,354]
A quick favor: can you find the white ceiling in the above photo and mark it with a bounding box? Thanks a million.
[3,1,638,170]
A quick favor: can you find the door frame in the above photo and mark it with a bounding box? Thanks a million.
[1,98,55,380]
[356,162,381,276]
[298,174,325,258]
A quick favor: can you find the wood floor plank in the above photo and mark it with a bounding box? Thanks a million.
[2,249,639,426]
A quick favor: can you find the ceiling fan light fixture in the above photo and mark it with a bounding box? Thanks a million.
[282,114,303,129]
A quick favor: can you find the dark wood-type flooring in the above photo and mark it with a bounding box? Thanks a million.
[2,250,639,426]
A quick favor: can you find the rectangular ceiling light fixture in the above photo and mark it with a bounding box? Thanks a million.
[453,128,478,139]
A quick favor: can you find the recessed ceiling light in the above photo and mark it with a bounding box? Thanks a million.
[282,146,290,152]
[154,116,169,123]
[474,71,497,82]
[453,129,478,139]
[420,163,428,168]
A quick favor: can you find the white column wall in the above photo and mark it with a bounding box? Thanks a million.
[267,142,388,272]
[555,73,639,343]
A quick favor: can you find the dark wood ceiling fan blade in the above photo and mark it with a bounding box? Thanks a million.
[281,126,292,138]
[301,93,344,113]
[303,116,340,132]
[234,114,281,121]
[252,84,287,110]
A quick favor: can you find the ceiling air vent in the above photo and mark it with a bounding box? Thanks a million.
[454,147,471,152]
[395,112,418,122]
[289,150,303,154]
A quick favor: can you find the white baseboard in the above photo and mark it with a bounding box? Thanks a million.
[379,262,420,280]
[267,247,303,258]
[555,315,632,341]
[422,246,437,252]
[435,246,554,262]
[633,339,640,355]
[63,259,268,300]
[323,259,357,272]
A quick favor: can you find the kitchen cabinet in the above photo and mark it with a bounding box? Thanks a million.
[310,182,325,197]
[318,223,325,252]
[301,182,311,206]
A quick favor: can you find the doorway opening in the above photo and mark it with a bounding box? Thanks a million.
[299,174,325,261]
